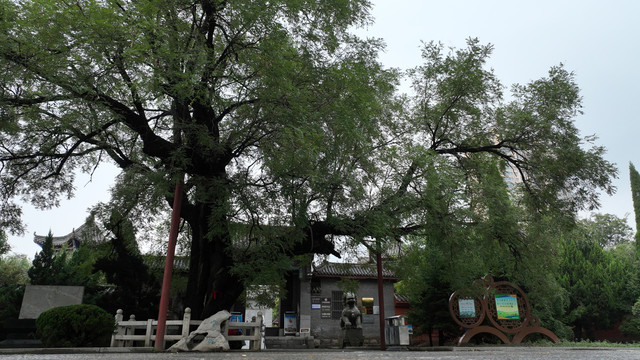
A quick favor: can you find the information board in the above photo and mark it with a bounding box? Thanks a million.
[320,297,332,319]
[495,294,520,320]
[458,298,476,318]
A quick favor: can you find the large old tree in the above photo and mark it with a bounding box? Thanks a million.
[1,0,615,318]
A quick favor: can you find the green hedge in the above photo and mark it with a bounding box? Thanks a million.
[36,304,114,347]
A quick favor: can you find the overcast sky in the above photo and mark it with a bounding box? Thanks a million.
[7,0,639,257]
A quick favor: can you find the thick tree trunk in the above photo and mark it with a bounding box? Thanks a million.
[179,186,346,319]
[183,197,243,319]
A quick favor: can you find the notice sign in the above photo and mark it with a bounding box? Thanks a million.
[495,294,519,320]
[312,297,321,310]
[458,299,476,318]
[321,297,332,319]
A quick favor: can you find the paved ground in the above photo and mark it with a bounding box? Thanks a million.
[2,347,640,360]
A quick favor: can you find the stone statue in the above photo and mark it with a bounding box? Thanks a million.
[340,292,362,329]
[339,292,363,347]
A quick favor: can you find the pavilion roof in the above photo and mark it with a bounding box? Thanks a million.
[33,223,104,249]
[312,262,396,280]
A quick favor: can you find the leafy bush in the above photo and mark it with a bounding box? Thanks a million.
[0,285,26,341]
[620,299,640,337]
[0,284,25,321]
[36,304,114,347]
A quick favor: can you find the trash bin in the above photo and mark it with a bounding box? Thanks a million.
[384,315,410,346]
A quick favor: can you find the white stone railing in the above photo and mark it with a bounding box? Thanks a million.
[110,308,263,350]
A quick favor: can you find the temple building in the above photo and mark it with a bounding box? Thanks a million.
[272,261,398,348]
[33,223,103,252]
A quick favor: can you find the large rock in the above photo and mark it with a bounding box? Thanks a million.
[168,310,231,352]
[18,285,84,319]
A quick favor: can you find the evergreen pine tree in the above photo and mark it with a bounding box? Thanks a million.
[629,162,640,245]
[28,232,58,284]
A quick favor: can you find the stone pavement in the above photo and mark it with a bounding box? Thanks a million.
[1,347,640,360]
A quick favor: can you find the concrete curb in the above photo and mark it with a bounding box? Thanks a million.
[1,345,626,355]
[0,347,156,354]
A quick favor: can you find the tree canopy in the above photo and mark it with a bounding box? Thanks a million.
[0,0,616,318]
[558,214,634,340]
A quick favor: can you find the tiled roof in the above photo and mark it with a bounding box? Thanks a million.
[312,262,396,280]
[143,256,190,272]
[33,223,104,248]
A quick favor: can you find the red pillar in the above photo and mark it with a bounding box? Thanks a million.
[377,248,386,350]
[154,177,184,351]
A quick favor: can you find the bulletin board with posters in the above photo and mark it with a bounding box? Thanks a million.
[361,297,375,324]
[448,275,560,345]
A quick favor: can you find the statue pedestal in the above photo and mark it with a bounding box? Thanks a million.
[340,328,363,348]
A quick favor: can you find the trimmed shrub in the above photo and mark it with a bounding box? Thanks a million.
[36,304,114,347]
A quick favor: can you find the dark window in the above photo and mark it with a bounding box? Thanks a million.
[331,290,343,319]
[311,279,321,295]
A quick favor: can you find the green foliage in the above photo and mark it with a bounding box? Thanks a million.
[28,232,71,285]
[630,162,640,245]
[558,219,632,340]
[16,214,157,318]
[0,284,25,321]
[0,0,617,318]
[555,213,637,341]
[0,230,9,255]
[92,211,159,319]
[0,253,30,285]
[27,231,101,287]
[393,245,460,346]
[36,304,114,347]
[394,158,628,342]
[619,299,640,337]
[578,213,633,249]
[0,252,30,323]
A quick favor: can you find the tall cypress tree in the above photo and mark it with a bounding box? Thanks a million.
[629,162,640,246]
[28,232,65,284]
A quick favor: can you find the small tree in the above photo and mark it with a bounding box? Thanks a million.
[0,254,30,322]
[558,222,631,340]
[27,231,94,286]
[0,254,29,285]
[28,232,70,285]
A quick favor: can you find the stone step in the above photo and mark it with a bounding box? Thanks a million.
[264,336,315,349]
